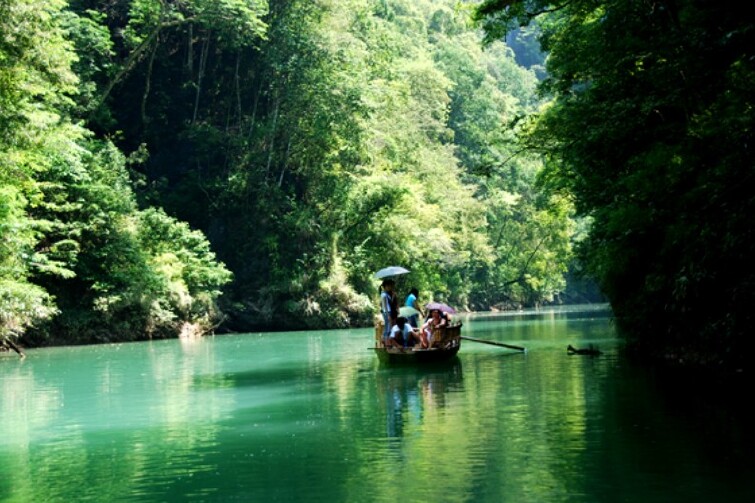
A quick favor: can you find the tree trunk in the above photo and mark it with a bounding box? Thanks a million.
[247,81,261,139]
[141,34,159,124]
[265,91,280,181]
[187,23,194,75]
[235,52,243,129]
[2,337,25,358]
[192,35,211,124]
[278,138,291,187]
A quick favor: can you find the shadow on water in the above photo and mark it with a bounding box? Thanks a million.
[192,365,310,391]
[625,360,755,463]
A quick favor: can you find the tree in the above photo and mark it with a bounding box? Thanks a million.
[476,0,755,373]
[62,0,575,332]
[431,5,571,308]
[30,140,233,344]
[0,0,78,342]
[0,0,233,345]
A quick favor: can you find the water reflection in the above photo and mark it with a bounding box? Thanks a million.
[376,359,463,439]
[0,339,234,502]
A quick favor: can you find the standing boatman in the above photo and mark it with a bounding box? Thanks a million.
[380,279,398,343]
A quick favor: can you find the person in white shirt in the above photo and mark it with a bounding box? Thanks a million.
[387,317,422,349]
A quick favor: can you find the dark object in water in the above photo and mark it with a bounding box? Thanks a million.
[567,344,601,356]
[1,337,25,358]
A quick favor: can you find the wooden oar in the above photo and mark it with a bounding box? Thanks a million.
[461,336,525,352]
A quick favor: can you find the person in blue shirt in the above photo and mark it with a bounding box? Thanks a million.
[404,287,424,328]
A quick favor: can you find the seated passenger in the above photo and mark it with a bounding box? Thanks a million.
[421,309,448,347]
[387,317,422,349]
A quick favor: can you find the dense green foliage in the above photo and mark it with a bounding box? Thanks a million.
[1,0,574,345]
[476,1,755,372]
[68,0,573,331]
[1,0,232,345]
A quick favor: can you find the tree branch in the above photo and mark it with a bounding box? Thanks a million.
[92,17,196,114]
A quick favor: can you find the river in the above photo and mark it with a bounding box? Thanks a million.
[1,304,754,502]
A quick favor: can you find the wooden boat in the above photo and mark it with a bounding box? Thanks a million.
[373,320,462,364]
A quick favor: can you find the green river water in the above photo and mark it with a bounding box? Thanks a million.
[2,304,754,502]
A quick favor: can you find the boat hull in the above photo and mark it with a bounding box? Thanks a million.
[374,344,460,364]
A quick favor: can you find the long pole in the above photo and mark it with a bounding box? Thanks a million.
[461,335,525,352]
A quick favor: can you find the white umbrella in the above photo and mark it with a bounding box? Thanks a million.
[374,266,410,279]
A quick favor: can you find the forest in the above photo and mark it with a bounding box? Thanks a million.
[2,0,752,375]
[477,0,755,374]
[2,0,574,345]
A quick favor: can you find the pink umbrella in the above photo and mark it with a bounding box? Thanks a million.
[425,301,456,314]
